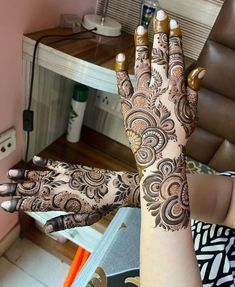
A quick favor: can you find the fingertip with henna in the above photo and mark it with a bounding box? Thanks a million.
[1,201,11,211]
[8,169,25,180]
[115,53,128,72]
[188,67,206,91]
[0,183,16,196]
[33,155,48,167]
[153,9,169,34]
[134,25,149,46]
[1,200,18,213]
[169,19,182,38]
[44,216,64,233]
[44,224,54,234]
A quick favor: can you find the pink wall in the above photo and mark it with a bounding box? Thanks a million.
[0,0,96,241]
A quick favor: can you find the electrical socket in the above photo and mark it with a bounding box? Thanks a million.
[0,127,16,160]
[94,91,122,118]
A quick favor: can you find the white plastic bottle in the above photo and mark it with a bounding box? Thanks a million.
[66,84,88,143]
[140,0,159,29]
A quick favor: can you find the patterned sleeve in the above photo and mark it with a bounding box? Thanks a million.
[219,171,235,177]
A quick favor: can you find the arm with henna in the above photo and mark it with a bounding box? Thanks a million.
[1,157,234,233]
[115,10,204,286]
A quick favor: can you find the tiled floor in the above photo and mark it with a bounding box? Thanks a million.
[0,238,70,287]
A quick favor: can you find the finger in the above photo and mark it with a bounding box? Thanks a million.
[150,10,169,89]
[134,25,150,89]
[1,196,50,213]
[168,19,184,83]
[8,169,51,182]
[187,67,206,92]
[0,182,41,197]
[115,53,134,100]
[187,67,206,108]
[0,183,18,196]
[33,156,71,174]
[0,191,92,213]
[44,212,103,233]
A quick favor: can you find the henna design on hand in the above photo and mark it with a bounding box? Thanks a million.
[115,11,205,231]
[143,154,189,230]
[0,157,140,232]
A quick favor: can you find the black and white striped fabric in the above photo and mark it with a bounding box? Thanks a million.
[192,172,235,286]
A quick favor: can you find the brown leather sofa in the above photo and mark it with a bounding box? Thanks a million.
[186,0,235,172]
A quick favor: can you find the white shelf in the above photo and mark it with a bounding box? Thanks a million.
[26,211,102,252]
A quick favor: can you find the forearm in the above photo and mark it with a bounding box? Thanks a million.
[188,174,234,227]
[223,178,235,228]
[108,171,233,228]
[139,152,202,286]
[140,225,201,286]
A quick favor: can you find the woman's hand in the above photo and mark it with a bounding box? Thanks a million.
[0,156,139,232]
[115,10,204,286]
[115,11,205,231]
[116,17,204,166]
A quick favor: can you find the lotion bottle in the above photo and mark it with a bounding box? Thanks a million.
[66,84,88,143]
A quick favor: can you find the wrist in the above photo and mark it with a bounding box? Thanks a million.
[111,171,140,208]
[126,173,140,208]
[140,153,190,231]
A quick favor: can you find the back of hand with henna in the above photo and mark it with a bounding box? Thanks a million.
[0,156,140,232]
[115,11,205,231]
[0,10,205,238]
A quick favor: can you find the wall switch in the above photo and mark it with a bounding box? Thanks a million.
[0,127,16,160]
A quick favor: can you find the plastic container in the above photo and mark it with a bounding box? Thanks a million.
[66,84,88,143]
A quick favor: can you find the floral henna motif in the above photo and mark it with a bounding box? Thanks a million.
[113,172,140,207]
[69,169,110,203]
[115,16,205,231]
[143,155,190,231]
[168,36,197,137]
[1,159,141,231]
[151,69,163,90]
[151,33,168,69]
[122,98,177,167]
[17,181,41,196]
[116,71,134,99]
[169,89,197,137]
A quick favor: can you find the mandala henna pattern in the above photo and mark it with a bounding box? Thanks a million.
[143,155,190,230]
[121,98,177,167]
[69,170,110,202]
[1,161,141,231]
[115,17,203,231]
